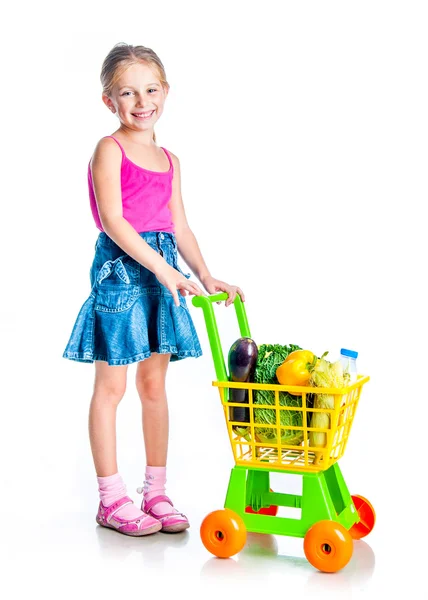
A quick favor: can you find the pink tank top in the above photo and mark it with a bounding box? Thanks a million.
[88,136,175,234]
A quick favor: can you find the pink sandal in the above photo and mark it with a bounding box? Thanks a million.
[140,494,190,533]
[96,496,162,536]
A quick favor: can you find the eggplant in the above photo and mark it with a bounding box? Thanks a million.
[228,337,258,429]
[229,387,249,424]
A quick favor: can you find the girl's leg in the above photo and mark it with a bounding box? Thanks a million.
[89,360,128,476]
[135,353,189,532]
[89,361,161,535]
[135,352,171,466]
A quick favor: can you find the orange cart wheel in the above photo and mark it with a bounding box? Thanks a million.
[200,508,247,558]
[245,488,279,516]
[304,520,353,573]
[349,495,376,540]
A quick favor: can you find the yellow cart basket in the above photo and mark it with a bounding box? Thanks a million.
[193,292,369,474]
[216,377,369,473]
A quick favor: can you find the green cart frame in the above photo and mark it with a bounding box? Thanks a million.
[192,292,375,573]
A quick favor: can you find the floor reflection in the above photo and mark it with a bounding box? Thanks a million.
[95,523,190,564]
[303,540,375,598]
[200,531,375,591]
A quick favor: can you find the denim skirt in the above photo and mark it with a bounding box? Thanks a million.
[63,231,203,366]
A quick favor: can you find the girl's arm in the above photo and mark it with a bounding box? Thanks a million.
[167,152,212,281]
[168,152,245,306]
[91,137,204,306]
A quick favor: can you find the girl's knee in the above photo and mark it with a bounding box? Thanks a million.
[136,375,165,401]
[135,371,165,400]
[93,383,126,403]
[93,363,127,405]
[135,354,169,400]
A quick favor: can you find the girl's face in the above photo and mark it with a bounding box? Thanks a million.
[103,62,168,134]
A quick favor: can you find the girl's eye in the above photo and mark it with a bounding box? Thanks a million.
[122,89,157,96]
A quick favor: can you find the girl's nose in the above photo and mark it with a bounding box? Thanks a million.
[135,97,149,107]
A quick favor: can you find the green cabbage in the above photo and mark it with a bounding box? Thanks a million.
[253,344,304,445]
[253,391,304,445]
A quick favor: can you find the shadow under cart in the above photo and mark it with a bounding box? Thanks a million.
[192,292,375,573]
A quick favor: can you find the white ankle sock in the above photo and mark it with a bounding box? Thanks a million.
[97,473,146,520]
[140,466,179,515]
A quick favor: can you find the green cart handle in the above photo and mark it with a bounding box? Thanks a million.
[192,292,251,382]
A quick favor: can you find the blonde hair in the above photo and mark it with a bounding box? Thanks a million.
[101,43,170,143]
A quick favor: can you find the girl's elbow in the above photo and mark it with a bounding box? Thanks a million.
[100,214,124,234]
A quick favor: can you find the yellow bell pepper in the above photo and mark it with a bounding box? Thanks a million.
[276,350,316,387]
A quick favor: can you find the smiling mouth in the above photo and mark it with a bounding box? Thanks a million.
[132,111,155,120]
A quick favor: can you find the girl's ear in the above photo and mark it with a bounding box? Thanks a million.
[102,94,116,113]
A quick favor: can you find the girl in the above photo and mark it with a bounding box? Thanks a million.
[63,43,245,536]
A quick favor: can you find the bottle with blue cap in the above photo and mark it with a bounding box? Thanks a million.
[340,348,358,384]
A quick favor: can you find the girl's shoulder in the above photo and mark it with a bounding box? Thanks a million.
[94,135,124,154]
[90,136,123,166]
[163,147,178,168]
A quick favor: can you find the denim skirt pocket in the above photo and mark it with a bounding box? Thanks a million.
[63,231,203,366]
[94,254,141,312]
[95,285,140,313]
[95,254,140,312]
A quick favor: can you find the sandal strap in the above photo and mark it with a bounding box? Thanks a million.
[143,495,187,522]
[104,496,133,523]
[143,494,173,514]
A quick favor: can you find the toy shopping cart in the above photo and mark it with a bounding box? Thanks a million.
[192,292,375,573]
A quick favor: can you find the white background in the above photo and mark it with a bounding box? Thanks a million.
[1,1,427,598]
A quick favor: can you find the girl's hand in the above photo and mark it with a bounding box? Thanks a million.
[155,263,205,307]
[201,276,245,307]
